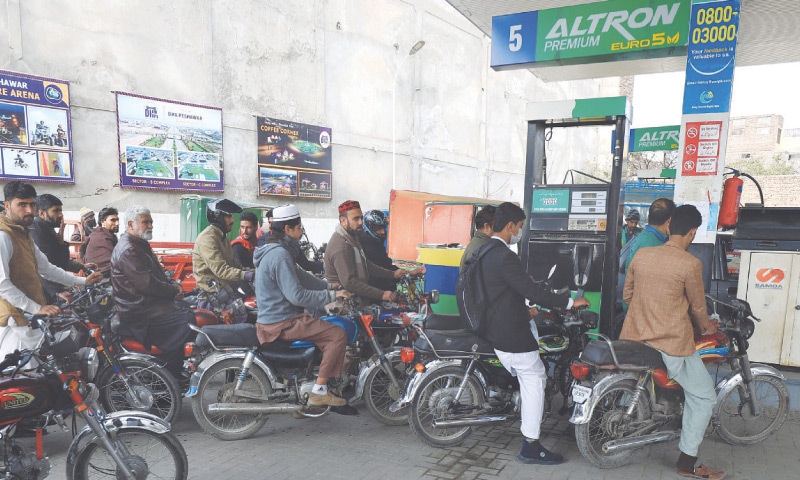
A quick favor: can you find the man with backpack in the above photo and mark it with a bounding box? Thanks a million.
[472,202,589,465]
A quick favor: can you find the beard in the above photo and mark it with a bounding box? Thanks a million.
[44,213,61,228]
[136,230,153,241]
[344,221,362,235]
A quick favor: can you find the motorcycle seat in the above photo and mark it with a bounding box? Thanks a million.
[580,339,666,369]
[425,313,469,330]
[198,324,317,368]
[197,324,260,348]
[257,342,317,368]
[120,339,165,356]
[414,329,494,357]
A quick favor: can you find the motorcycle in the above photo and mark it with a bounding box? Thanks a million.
[394,304,597,447]
[0,314,188,479]
[63,280,183,423]
[32,124,52,146]
[186,288,435,440]
[181,278,255,325]
[569,295,790,468]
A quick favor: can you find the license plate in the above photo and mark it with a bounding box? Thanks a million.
[572,384,592,404]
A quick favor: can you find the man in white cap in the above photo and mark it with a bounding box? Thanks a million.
[253,204,351,407]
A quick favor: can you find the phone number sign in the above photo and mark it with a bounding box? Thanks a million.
[682,0,740,114]
[681,121,722,176]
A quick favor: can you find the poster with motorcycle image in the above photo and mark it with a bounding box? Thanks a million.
[0,70,73,183]
[257,116,332,199]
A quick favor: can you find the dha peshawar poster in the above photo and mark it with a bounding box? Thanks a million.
[116,92,223,192]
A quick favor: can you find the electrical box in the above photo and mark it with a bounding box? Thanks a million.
[737,251,800,366]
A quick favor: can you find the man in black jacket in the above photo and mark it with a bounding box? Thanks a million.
[481,202,589,465]
[30,194,94,302]
[111,205,193,377]
[356,209,397,291]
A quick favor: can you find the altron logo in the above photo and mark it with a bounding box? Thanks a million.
[754,268,784,289]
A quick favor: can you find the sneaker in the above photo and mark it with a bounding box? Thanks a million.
[308,391,346,407]
[517,440,564,465]
[678,464,726,480]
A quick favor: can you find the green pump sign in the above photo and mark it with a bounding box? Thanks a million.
[492,0,690,69]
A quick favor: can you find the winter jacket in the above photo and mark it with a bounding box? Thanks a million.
[83,227,118,275]
[111,232,179,323]
[192,224,248,292]
[324,225,395,301]
[356,231,397,291]
[30,217,83,298]
[253,241,335,325]
[481,238,571,353]
[231,236,255,269]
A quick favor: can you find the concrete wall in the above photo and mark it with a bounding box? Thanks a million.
[2,0,618,242]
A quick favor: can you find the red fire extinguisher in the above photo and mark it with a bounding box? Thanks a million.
[718,175,743,229]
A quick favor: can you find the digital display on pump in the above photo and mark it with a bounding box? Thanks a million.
[530,186,610,232]
[532,188,570,213]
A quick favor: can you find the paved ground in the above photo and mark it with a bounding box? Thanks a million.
[30,381,800,480]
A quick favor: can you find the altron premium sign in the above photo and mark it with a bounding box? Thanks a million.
[491,0,690,70]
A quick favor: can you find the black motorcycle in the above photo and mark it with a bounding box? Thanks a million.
[393,305,597,447]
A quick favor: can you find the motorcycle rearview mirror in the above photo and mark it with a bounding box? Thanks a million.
[428,289,440,305]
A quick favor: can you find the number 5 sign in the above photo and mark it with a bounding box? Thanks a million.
[491,11,539,70]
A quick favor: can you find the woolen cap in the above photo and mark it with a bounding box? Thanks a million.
[272,204,300,222]
[338,200,360,215]
[80,207,95,220]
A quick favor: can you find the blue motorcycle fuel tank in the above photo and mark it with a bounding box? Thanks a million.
[289,314,359,348]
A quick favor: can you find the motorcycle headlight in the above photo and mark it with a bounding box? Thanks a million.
[78,347,99,381]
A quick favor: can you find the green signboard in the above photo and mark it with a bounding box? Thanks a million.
[631,125,680,151]
[532,189,570,213]
[492,0,691,69]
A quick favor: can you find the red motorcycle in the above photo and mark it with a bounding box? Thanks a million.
[0,314,187,480]
[64,280,183,423]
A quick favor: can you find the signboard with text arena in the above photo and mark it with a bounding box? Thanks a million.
[491,0,690,70]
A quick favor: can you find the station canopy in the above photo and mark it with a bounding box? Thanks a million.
[446,0,799,82]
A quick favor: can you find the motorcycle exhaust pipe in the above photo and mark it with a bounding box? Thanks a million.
[601,431,678,454]
[207,402,300,415]
[432,415,508,428]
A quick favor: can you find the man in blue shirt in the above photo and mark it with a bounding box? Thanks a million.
[623,198,675,274]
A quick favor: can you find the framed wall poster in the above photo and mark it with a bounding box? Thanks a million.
[259,166,297,197]
[257,116,332,199]
[0,70,74,183]
[116,92,223,192]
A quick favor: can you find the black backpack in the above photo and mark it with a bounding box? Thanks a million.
[456,241,505,335]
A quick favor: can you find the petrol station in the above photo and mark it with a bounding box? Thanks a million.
[460,0,800,366]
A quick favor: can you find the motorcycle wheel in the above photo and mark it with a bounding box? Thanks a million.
[69,427,187,480]
[190,358,272,441]
[408,365,485,448]
[95,358,182,424]
[363,358,409,426]
[715,374,790,445]
[574,379,651,469]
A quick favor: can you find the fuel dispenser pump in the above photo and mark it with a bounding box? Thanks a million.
[526,184,611,319]
[521,96,631,336]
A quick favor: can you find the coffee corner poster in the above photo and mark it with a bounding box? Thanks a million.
[257,116,332,199]
[0,70,73,184]
[116,92,223,192]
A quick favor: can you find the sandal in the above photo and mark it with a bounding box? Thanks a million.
[677,464,726,480]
